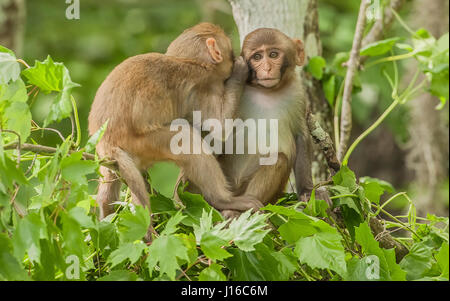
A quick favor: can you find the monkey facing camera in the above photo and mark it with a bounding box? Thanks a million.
[88,23,263,241]
[179,28,331,219]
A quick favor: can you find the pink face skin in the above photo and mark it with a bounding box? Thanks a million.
[248,45,285,89]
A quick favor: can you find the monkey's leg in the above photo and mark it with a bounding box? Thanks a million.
[97,166,121,219]
[131,171,151,207]
[244,153,291,204]
[142,127,263,212]
[111,147,155,241]
[221,153,290,219]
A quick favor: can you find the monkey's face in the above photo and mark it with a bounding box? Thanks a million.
[247,45,287,89]
[242,28,305,90]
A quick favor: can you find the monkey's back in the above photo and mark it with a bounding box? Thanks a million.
[88,53,197,151]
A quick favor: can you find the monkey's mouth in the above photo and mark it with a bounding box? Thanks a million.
[256,78,280,88]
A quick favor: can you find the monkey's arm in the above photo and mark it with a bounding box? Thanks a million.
[222,56,248,122]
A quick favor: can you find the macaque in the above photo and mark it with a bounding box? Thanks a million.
[179,28,329,219]
[88,23,263,236]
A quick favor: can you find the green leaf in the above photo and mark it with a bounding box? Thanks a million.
[61,212,88,260]
[304,189,329,217]
[360,37,401,56]
[200,232,232,261]
[107,242,146,268]
[0,45,15,56]
[0,52,20,84]
[306,56,326,80]
[22,55,64,93]
[436,242,449,279]
[97,270,138,281]
[162,211,185,235]
[0,233,29,280]
[85,120,108,153]
[61,151,98,186]
[198,263,226,281]
[295,231,347,276]
[262,204,310,219]
[341,206,362,240]
[225,244,295,281]
[12,212,47,264]
[117,206,150,242]
[220,210,270,251]
[178,189,222,226]
[278,218,318,243]
[68,207,96,229]
[399,240,434,280]
[0,78,28,103]
[90,221,119,252]
[21,56,80,126]
[355,222,406,280]
[332,166,357,190]
[323,75,336,106]
[345,256,376,281]
[0,155,28,193]
[150,192,177,214]
[146,234,189,280]
[3,101,32,142]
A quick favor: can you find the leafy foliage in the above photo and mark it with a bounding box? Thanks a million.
[0,20,449,281]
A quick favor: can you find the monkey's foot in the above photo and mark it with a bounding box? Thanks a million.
[221,209,242,220]
[224,196,263,212]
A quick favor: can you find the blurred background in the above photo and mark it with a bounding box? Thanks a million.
[0,0,448,216]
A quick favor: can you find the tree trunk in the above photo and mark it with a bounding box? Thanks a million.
[405,0,449,216]
[228,0,333,185]
[0,0,26,56]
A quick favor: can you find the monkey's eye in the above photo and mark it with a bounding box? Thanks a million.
[253,53,262,61]
[269,51,279,58]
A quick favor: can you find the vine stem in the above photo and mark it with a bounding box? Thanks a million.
[370,203,421,240]
[341,98,399,166]
[365,51,417,69]
[70,96,81,148]
[17,58,30,68]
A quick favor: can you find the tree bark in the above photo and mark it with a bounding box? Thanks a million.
[405,0,449,216]
[0,0,26,56]
[228,0,333,184]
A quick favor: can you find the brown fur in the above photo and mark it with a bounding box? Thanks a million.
[88,23,263,237]
[220,28,326,218]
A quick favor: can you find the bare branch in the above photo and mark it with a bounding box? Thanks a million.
[0,129,21,166]
[362,0,406,48]
[337,0,371,161]
[307,112,340,174]
[3,142,118,170]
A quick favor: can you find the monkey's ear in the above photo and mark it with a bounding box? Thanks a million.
[293,39,305,66]
[206,38,223,63]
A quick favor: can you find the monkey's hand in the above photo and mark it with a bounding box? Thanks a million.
[229,56,249,83]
